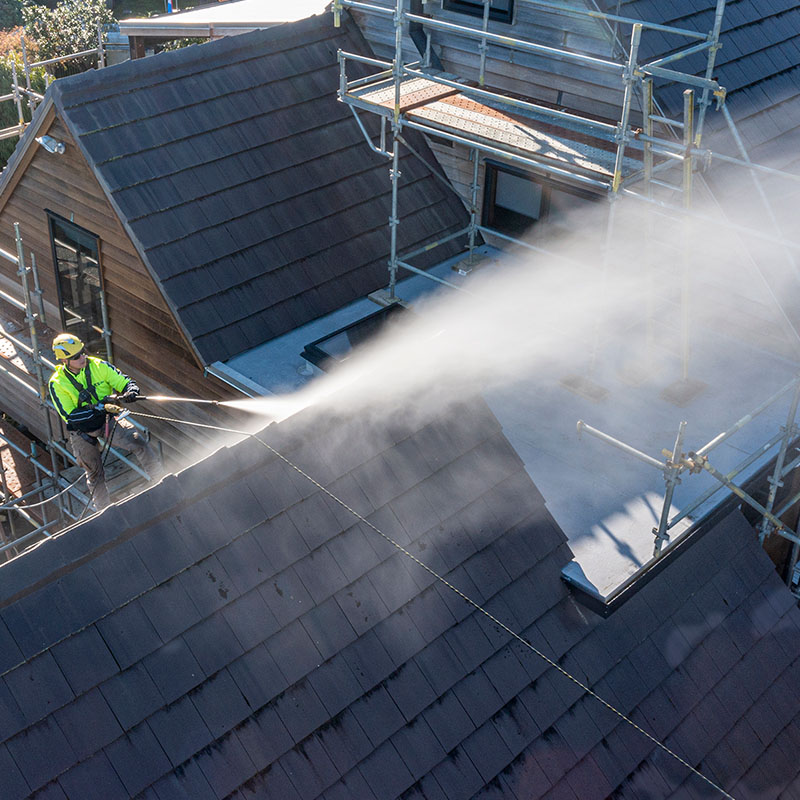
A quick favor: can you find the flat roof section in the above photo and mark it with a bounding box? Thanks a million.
[489,327,798,602]
[212,250,474,396]
[215,242,800,610]
[119,0,331,38]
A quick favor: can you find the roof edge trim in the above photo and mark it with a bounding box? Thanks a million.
[0,96,55,215]
[562,442,787,616]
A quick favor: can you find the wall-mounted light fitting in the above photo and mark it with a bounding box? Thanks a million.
[35,134,65,155]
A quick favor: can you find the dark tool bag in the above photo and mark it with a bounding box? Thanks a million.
[67,406,106,433]
[62,364,105,432]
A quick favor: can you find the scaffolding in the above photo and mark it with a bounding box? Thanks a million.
[0,223,158,559]
[331,0,800,590]
[0,25,153,557]
[0,25,107,144]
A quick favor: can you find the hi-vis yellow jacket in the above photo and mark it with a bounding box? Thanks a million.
[48,356,134,432]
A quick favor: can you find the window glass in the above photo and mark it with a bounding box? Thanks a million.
[547,187,595,229]
[443,0,513,23]
[495,170,543,219]
[483,162,600,237]
[47,212,105,356]
[302,304,407,371]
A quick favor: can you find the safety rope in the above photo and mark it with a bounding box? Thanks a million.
[1,420,119,515]
[128,408,736,799]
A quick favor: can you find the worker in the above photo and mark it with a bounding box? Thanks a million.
[48,333,162,510]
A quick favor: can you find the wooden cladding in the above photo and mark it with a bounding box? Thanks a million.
[0,114,236,457]
[351,1,624,121]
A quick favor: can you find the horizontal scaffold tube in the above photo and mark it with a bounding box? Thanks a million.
[338,0,624,73]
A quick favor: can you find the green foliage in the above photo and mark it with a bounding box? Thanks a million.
[111,0,166,20]
[22,0,114,66]
[0,0,23,29]
[156,36,203,53]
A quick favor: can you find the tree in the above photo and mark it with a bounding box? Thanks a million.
[0,1,23,30]
[22,0,114,70]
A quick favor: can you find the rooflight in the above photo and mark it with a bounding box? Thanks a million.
[301,303,408,372]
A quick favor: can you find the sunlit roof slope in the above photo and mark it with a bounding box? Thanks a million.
[0,394,799,797]
[119,0,332,39]
[46,12,467,365]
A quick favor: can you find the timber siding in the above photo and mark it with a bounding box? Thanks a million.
[353,0,800,172]
[0,109,234,456]
[348,0,628,250]
[351,0,625,120]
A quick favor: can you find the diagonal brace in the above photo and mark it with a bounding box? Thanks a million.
[684,452,800,547]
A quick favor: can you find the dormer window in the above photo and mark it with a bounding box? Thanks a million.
[442,0,514,24]
[482,162,600,237]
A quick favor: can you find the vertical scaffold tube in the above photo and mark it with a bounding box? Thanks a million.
[20,37,35,115]
[695,0,726,143]
[653,421,686,556]
[468,148,480,264]
[478,0,490,86]
[681,89,694,382]
[97,23,105,69]
[389,137,401,299]
[611,23,641,194]
[10,60,23,129]
[388,0,404,298]
[14,223,45,401]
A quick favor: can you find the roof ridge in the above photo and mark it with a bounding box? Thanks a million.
[53,12,340,112]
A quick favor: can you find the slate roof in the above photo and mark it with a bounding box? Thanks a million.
[0,392,799,798]
[45,12,468,365]
[600,1,800,169]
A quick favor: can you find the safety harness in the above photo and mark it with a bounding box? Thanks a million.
[61,362,107,437]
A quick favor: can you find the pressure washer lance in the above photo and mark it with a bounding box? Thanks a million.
[99,395,220,418]
[134,395,221,406]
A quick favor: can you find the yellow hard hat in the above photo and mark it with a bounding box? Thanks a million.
[52,333,84,361]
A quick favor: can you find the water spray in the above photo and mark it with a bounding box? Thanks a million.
[134,394,290,418]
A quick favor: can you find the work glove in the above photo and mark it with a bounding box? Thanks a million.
[120,387,140,404]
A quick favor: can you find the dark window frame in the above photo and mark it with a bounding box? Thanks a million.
[46,210,107,355]
[482,160,600,237]
[442,0,514,24]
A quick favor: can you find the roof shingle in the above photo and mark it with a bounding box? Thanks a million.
[0,392,797,799]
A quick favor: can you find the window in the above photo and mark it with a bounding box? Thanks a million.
[443,0,513,23]
[482,162,600,237]
[47,212,106,355]
[302,304,408,372]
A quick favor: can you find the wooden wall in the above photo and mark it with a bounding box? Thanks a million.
[350,0,627,121]
[0,111,241,461]
[350,1,629,252]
